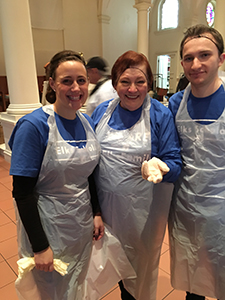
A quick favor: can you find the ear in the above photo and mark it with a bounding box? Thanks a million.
[219,53,225,67]
[181,60,184,67]
[49,77,56,91]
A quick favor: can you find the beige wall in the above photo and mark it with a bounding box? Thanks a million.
[32,28,64,75]
[62,0,102,63]
[101,0,137,69]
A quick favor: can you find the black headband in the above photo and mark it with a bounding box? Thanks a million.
[183,34,221,54]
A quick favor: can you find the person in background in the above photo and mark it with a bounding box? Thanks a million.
[41,61,50,105]
[84,56,117,116]
[9,50,104,300]
[91,50,182,300]
[175,73,189,92]
[79,80,96,114]
[168,24,225,300]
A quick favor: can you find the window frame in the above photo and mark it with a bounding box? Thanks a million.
[158,0,179,31]
[206,1,216,28]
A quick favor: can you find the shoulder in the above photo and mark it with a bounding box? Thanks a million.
[9,107,50,177]
[91,99,112,127]
[18,107,50,129]
[168,90,184,118]
[80,113,95,130]
[150,97,174,121]
[17,107,50,141]
[150,97,178,136]
[9,107,50,150]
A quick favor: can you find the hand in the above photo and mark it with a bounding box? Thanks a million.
[93,215,104,241]
[34,246,54,272]
[141,157,170,184]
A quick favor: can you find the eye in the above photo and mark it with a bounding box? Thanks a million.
[136,80,146,86]
[120,80,130,86]
[77,78,87,85]
[199,53,210,60]
[61,78,73,85]
[183,56,193,63]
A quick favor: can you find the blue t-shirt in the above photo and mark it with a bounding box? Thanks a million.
[168,84,225,124]
[91,98,182,183]
[9,106,94,177]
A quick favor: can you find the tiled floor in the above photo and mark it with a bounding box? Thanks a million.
[0,154,216,300]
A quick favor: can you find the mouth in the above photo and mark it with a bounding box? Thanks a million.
[190,71,204,77]
[67,95,82,101]
[125,95,139,100]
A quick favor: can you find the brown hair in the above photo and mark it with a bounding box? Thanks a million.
[180,24,224,59]
[111,50,153,91]
[46,50,86,104]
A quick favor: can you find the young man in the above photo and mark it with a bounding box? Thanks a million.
[168,24,225,300]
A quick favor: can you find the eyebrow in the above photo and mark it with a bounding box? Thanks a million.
[120,75,146,79]
[183,49,213,58]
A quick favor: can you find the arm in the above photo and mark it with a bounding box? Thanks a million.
[13,175,54,272]
[150,100,182,183]
[10,115,53,271]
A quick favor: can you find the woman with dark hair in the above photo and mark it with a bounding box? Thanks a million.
[91,50,182,300]
[9,50,104,299]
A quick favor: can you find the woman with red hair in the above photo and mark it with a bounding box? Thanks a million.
[91,50,182,300]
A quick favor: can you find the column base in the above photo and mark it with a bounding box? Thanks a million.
[6,102,42,115]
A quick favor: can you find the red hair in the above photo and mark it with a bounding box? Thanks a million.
[111,50,153,91]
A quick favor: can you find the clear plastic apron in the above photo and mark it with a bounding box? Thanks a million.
[169,84,225,299]
[15,105,100,300]
[95,95,173,300]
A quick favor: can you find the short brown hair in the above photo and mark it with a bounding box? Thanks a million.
[111,50,153,91]
[180,24,224,59]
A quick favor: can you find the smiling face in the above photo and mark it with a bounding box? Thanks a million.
[115,66,148,111]
[181,33,225,92]
[49,60,89,119]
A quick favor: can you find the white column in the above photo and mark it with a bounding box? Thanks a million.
[98,14,111,58]
[214,0,225,71]
[133,2,152,58]
[0,0,41,161]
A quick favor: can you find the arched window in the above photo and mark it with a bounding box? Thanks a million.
[158,0,179,30]
[206,1,216,27]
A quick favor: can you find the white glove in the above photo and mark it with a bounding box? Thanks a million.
[141,157,170,184]
[17,257,69,278]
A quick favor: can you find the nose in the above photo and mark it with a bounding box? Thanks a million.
[128,83,137,92]
[71,80,80,91]
[191,57,201,69]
